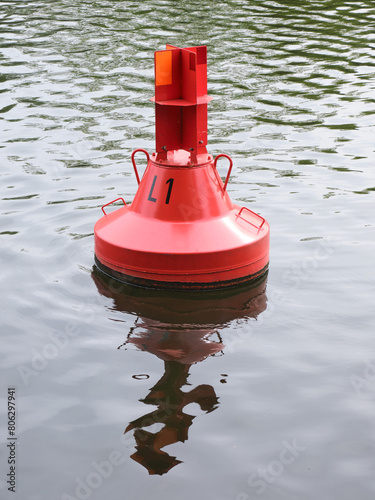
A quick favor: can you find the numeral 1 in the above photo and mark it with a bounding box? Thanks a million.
[165,178,174,204]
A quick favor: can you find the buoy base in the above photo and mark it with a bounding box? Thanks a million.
[94,255,268,291]
[94,150,270,291]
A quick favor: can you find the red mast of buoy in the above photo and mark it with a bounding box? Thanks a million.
[151,44,212,163]
[94,44,270,290]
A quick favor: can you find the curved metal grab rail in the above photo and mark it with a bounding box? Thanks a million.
[213,154,233,192]
[101,197,126,216]
[131,149,150,185]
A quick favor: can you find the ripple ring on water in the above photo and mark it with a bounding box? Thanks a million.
[132,374,150,380]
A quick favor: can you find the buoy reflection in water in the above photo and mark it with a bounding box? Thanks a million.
[92,269,268,475]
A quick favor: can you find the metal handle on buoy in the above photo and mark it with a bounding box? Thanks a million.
[101,197,126,216]
[214,154,233,192]
[237,206,265,229]
[131,149,150,185]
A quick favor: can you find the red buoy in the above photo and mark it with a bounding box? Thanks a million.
[94,44,270,290]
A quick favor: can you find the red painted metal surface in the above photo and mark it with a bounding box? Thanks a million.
[151,44,212,162]
[94,44,270,290]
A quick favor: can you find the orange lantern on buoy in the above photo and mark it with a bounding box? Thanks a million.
[94,44,270,290]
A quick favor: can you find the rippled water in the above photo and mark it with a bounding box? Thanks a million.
[1,1,375,499]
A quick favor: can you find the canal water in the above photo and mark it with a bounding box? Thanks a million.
[1,1,375,499]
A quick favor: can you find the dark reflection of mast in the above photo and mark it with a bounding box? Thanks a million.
[92,268,268,475]
[121,324,222,475]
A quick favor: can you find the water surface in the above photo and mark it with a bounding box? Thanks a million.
[1,1,375,499]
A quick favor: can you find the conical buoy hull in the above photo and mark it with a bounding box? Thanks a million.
[94,150,269,290]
